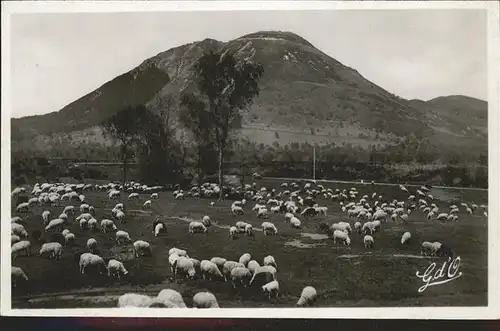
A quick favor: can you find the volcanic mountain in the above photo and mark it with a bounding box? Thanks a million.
[11,31,487,155]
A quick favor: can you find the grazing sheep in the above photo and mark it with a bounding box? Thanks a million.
[188,221,208,234]
[297,286,317,307]
[63,206,74,215]
[421,241,436,256]
[202,215,212,227]
[333,230,351,246]
[12,266,29,287]
[45,218,65,232]
[262,280,280,299]
[245,224,254,236]
[42,211,51,225]
[11,241,31,258]
[257,208,269,219]
[200,260,224,281]
[362,221,375,235]
[354,221,362,233]
[261,222,278,236]
[64,232,76,246]
[11,223,28,238]
[116,230,132,244]
[239,253,251,267]
[263,255,278,270]
[192,292,219,308]
[229,226,238,239]
[133,240,152,257]
[151,193,159,199]
[231,205,244,215]
[16,202,30,213]
[290,217,302,229]
[88,218,98,231]
[156,289,186,308]
[100,219,117,233]
[363,235,374,248]
[154,223,166,237]
[11,235,21,245]
[143,200,152,210]
[169,247,188,258]
[39,242,63,259]
[401,232,411,245]
[247,260,260,274]
[117,293,154,308]
[79,253,107,275]
[128,193,139,201]
[249,265,277,286]
[173,257,196,280]
[230,267,252,288]
[86,238,99,254]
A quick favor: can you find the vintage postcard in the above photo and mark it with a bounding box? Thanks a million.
[1,0,499,319]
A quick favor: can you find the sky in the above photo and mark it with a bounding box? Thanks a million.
[10,9,487,118]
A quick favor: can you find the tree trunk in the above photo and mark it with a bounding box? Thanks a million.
[122,146,128,185]
[217,146,224,201]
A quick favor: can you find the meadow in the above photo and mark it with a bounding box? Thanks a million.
[10,178,488,308]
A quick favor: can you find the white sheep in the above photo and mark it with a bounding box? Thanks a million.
[133,240,152,257]
[421,241,436,256]
[261,222,278,236]
[116,230,132,244]
[45,218,65,232]
[247,260,260,274]
[188,221,207,234]
[79,204,90,213]
[128,193,139,200]
[11,216,22,224]
[174,257,197,280]
[289,217,302,229]
[64,232,76,245]
[200,260,224,281]
[63,205,74,215]
[107,259,129,279]
[192,292,219,308]
[39,242,63,259]
[11,241,31,258]
[156,289,186,308]
[297,286,317,307]
[79,253,107,275]
[16,202,30,212]
[235,221,250,233]
[169,247,188,258]
[101,219,117,233]
[229,226,238,239]
[257,208,269,219]
[333,230,351,246]
[169,253,180,273]
[231,205,244,215]
[230,267,252,288]
[11,223,28,238]
[42,211,51,225]
[87,238,99,254]
[284,212,294,223]
[202,215,212,227]
[12,266,29,287]
[117,293,154,308]
[249,265,277,286]
[354,221,362,233]
[245,224,254,236]
[151,193,159,199]
[11,235,21,245]
[154,223,166,237]
[239,253,251,267]
[262,280,280,299]
[222,261,245,281]
[263,255,278,270]
[362,221,375,235]
[363,235,374,248]
[140,200,150,211]
[401,232,411,245]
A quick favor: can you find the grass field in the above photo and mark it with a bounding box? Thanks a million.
[9,178,488,308]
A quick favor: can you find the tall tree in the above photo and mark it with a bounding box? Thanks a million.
[194,50,264,199]
[179,93,216,186]
[102,105,148,183]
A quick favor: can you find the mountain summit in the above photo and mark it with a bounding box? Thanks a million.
[11,31,487,154]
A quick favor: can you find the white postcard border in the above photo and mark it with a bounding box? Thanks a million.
[1,0,499,319]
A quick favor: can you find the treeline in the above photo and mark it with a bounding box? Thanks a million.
[11,134,488,188]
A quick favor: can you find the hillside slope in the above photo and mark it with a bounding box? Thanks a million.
[11,31,487,154]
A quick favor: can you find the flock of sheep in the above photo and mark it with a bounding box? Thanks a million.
[10,178,486,308]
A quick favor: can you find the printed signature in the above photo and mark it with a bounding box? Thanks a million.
[415,256,463,293]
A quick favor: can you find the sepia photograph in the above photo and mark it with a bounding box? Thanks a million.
[2,0,499,318]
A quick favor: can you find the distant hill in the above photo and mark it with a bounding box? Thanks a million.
[11,30,487,156]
